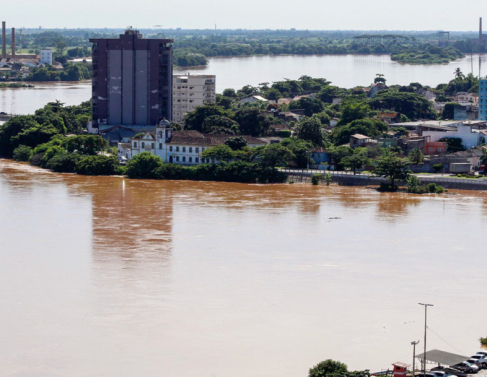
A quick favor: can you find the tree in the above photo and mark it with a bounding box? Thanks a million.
[433,163,443,173]
[266,88,282,100]
[55,39,67,55]
[328,145,354,170]
[296,116,325,146]
[234,108,272,136]
[454,68,464,79]
[76,155,121,176]
[374,154,411,191]
[201,145,235,163]
[309,359,348,377]
[317,86,345,104]
[225,136,248,150]
[442,102,458,119]
[12,145,33,162]
[332,119,388,145]
[338,102,371,126]
[370,91,436,120]
[222,88,237,98]
[184,103,227,132]
[280,138,314,168]
[65,135,108,155]
[125,152,163,178]
[408,148,424,164]
[289,97,325,117]
[341,153,370,174]
[253,144,295,168]
[374,73,386,84]
[46,152,82,173]
[202,115,240,135]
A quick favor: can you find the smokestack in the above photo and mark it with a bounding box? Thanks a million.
[480,17,483,43]
[11,27,15,59]
[2,22,6,59]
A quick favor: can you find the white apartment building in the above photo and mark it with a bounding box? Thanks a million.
[40,49,53,65]
[118,119,267,164]
[173,74,216,123]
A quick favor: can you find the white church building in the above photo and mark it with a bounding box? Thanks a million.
[118,119,269,164]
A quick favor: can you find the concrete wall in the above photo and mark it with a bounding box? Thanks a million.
[108,50,122,124]
[122,50,134,125]
[135,50,148,125]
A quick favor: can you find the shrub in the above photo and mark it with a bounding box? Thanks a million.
[324,173,332,186]
[40,145,65,168]
[309,359,348,377]
[46,153,82,173]
[12,145,33,161]
[428,182,444,194]
[125,152,163,179]
[278,130,292,138]
[76,155,120,175]
[311,173,323,185]
[481,337,487,346]
[433,163,443,173]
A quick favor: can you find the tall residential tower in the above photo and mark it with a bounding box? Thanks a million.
[89,29,173,131]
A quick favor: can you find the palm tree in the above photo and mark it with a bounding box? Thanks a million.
[454,68,464,79]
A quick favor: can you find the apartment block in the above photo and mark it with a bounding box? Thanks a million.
[89,29,173,130]
[173,74,216,123]
[479,79,487,120]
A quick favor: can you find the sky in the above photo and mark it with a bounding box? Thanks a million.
[3,0,486,31]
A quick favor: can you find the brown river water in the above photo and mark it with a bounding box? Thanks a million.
[1,160,487,377]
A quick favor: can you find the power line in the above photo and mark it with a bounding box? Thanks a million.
[427,326,466,356]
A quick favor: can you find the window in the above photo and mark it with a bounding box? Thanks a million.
[195,147,199,153]
[176,146,179,152]
[151,143,155,149]
[176,156,179,162]
[182,156,186,162]
[142,142,145,148]
[189,157,192,163]
[183,147,186,153]
[429,147,433,151]
[189,147,193,153]
[159,143,163,149]
[133,142,137,148]
[195,157,199,163]
[438,148,442,152]
[169,146,173,152]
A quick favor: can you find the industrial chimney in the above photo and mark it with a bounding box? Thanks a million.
[11,27,15,59]
[480,17,483,43]
[2,22,6,59]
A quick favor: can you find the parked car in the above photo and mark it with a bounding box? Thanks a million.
[416,373,437,377]
[469,355,487,369]
[467,358,483,369]
[429,370,453,377]
[450,362,479,374]
[431,366,466,377]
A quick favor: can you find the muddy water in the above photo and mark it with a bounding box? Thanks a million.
[1,160,487,377]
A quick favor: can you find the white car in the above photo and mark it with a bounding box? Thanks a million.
[470,355,487,369]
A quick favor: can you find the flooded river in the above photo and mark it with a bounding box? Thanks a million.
[1,160,487,377]
[1,54,487,116]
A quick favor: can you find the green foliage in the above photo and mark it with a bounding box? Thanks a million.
[234,107,272,136]
[311,173,323,185]
[201,145,236,163]
[324,173,332,185]
[46,152,82,173]
[184,103,228,132]
[332,119,388,145]
[133,132,146,139]
[202,115,240,135]
[222,88,237,98]
[12,145,33,162]
[153,161,287,183]
[439,137,465,153]
[278,130,292,138]
[341,152,370,174]
[407,175,429,194]
[289,97,325,117]
[76,155,121,176]
[408,148,424,164]
[433,163,443,173]
[328,145,354,170]
[280,138,314,168]
[25,63,91,81]
[338,102,371,126]
[125,152,163,179]
[442,102,458,119]
[374,153,411,190]
[309,359,348,377]
[317,86,346,104]
[224,136,248,150]
[40,145,65,168]
[173,52,207,67]
[65,135,108,155]
[428,182,445,193]
[480,337,487,346]
[391,45,464,64]
[370,91,436,120]
[296,116,326,146]
[253,143,295,168]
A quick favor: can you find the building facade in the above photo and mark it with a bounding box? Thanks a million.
[89,29,173,131]
[118,120,267,164]
[40,49,52,65]
[172,74,216,123]
[479,79,487,120]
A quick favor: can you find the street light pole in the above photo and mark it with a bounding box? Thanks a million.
[411,340,420,377]
[419,303,433,375]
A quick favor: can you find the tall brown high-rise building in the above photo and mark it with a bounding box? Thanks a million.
[89,29,173,130]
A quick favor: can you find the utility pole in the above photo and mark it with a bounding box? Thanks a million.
[419,303,433,375]
[411,340,420,377]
